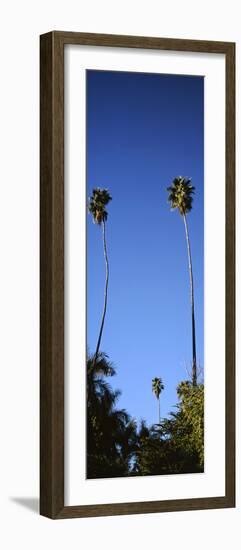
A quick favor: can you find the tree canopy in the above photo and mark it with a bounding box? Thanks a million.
[88,188,112,224]
[167,176,195,215]
[87,354,204,479]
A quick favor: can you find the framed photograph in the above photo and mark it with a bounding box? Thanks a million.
[40,31,235,519]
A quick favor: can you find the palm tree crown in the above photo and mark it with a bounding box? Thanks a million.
[167,176,195,215]
[152,377,164,400]
[88,188,112,224]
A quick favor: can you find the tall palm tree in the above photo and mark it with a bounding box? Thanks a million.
[152,377,164,424]
[88,188,112,364]
[167,176,197,386]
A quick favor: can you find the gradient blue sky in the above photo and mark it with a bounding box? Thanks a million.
[87,70,204,426]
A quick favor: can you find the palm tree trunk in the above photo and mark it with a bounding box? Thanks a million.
[183,213,197,386]
[158,397,160,425]
[94,219,109,363]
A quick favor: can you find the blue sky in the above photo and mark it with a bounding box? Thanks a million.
[87,70,204,426]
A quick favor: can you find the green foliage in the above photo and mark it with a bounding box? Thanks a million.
[135,381,204,476]
[152,377,164,400]
[167,176,195,215]
[134,427,199,476]
[87,353,138,478]
[88,188,112,224]
[87,353,204,478]
[176,380,204,467]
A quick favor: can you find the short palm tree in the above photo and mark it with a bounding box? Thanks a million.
[167,176,197,386]
[88,188,112,364]
[152,377,164,424]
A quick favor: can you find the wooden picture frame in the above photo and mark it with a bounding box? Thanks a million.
[40,31,235,519]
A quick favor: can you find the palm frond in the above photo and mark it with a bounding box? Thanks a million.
[87,352,115,378]
[88,187,112,224]
[152,377,164,399]
[167,176,195,215]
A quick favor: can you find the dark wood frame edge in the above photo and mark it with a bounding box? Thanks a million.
[40,31,235,520]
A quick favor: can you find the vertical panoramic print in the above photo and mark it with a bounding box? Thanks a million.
[86,70,204,479]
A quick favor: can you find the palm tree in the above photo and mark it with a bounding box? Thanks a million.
[87,352,138,478]
[152,377,164,424]
[87,352,118,415]
[88,188,112,364]
[167,176,197,386]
